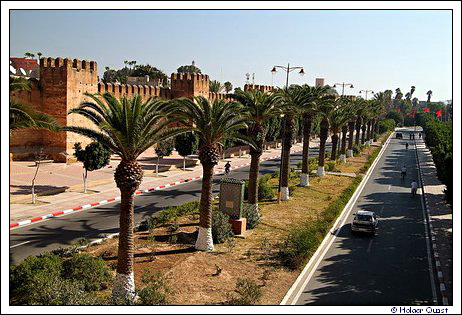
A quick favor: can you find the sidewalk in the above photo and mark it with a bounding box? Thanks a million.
[10,139,317,226]
[415,137,453,305]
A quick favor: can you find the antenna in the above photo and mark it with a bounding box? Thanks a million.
[245,73,250,85]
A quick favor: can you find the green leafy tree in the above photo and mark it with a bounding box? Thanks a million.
[154,138,175,176]
[174,132,199,171]
[166,97,253,251]
[24,52,35,59]
[64,93,178,301]
[73,142,111,193]
[224,81,233,93]
[177,64,201,74]
[426,90,433,103]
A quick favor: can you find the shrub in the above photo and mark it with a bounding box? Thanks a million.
[9,253,105,305]
[137,272,172,305]
[244,174,275,201]
[271,170,280,179]
[62,254,112,291]
[288,185,296,196]
[326,161,338,172]
[225,278,262,305]
[352,144,363,156]
[242,203,261,229]
[378,119,396,134]
[212,211,234,243]
[137,201,199,231]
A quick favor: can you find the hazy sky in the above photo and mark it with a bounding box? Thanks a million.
[10,10,452,101]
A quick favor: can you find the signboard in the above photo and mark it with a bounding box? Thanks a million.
[219,177,245,219]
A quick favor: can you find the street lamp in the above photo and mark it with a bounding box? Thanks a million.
[271,63,304,202]
[333,82,354,96]
[359,89,374,100]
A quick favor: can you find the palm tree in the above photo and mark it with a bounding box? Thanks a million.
[64,93,177,300]
[354,98,368,146]
[426,90,433,103]
[316,93,337,176]
[395,88,403,100]
[166,97,252,250]
[329,98,352,161]
[209,80,224,93]
[24,52,35,59]
[37,52,42,60]
[410,86,416,98]
[297,85,331,186]
[278,86,304,199]
[230,89,282,206]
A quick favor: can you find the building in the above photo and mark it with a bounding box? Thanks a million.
[10,56,238,162]
[10,57,40,79]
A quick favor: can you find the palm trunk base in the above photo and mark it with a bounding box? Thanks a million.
[300,173,310,187]
[346,149,353,158]
[112,272,136,302]
[281,186,289,201]
[339,154,347,163]
[195,226,214,251]
[317,166,325,177]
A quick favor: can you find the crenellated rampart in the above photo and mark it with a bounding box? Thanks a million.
[244,84,274,93]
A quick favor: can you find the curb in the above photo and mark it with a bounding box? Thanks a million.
[10,148,303,230]
[414,138,449,306]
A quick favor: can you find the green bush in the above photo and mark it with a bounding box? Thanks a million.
[137,272,172,305]
[212,211,234,243]
[62,254,112,291]
[288,185,296,196]
[326,161,338,172]
[352,144,363,156]
[278,175,363,270]
[271,170,280,179]
[9,253,107,305]
[138,201,199,231]
[378,119,396,134]
[242,203,261,229]
[225,278,262,305]
[244,174,275,201]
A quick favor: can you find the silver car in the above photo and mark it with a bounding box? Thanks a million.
[351,210,379,235]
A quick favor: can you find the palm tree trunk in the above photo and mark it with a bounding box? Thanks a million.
[366,120,372,141]
[355,117,362,146]
[281,115,294,200]
[330,128,339,161]
[341,125,348,155]
[300,113,312,187]
[318,117,329,176]
[112,160,143,301]
[347,121,355,157]
[196,161,215,251]
[248,148,262,206]
[361,124,367,144]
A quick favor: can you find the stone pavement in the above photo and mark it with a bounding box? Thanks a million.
[10,139,318,225]
[415,137,453,305]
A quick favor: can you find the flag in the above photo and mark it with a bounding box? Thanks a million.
[423,108,430,113]
[436,110,442,118]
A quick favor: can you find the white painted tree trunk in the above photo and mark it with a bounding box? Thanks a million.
[300,173,309,187]
[238,147,242,158]
[346,149,353,158]
[195,226,214,251]
[183,156,186,171]
[31,184,36,204]
[340,154,347,163]
[112,272,136,302]
[281,186,290,201]
[83,169,88,193]
[317,166,325,177]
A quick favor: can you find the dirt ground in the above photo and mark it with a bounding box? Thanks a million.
[81,137,385,305]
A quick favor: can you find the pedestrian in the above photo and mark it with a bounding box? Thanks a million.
[224,161,231,175]
[411,180,418,195]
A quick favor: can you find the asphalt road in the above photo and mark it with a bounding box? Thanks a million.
[294,128,436,305]
[10,145,330,265]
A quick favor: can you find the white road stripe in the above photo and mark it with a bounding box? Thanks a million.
[367,239,374,253]
[10,240,31,249]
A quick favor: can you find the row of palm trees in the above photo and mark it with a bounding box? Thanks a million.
[10,80,389,300]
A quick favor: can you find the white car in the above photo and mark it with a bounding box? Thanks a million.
[351,210,379,235]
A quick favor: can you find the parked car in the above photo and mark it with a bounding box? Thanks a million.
[351,210,379,235]
[396,132,403,139]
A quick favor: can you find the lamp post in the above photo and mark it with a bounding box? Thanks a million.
[271,63,304,202]
[359,89,374,100]
[333,82,354,96]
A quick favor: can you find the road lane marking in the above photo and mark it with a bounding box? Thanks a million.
[10,241,31,249]
[283,131,394,305]
[367,239,373,253]
[388,185,391,191]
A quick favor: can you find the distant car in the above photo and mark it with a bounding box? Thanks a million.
[351,210,379,235]
[396,132,403,139]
